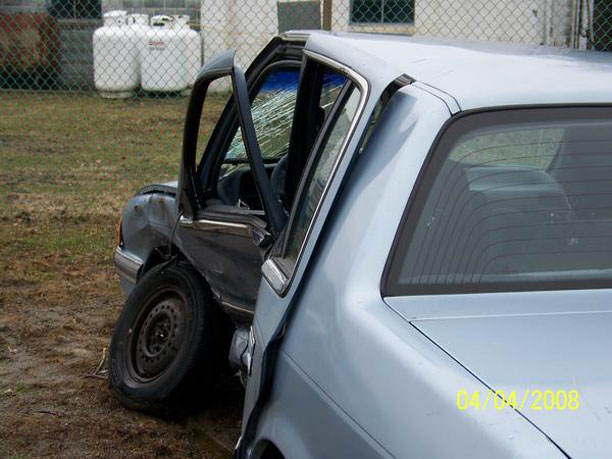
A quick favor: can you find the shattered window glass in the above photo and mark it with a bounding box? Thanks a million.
[221,68,347,179]
[224,68,300,169]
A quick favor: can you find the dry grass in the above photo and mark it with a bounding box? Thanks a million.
[0,91,241,458]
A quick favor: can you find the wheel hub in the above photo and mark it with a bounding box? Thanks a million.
[134,296,185,378]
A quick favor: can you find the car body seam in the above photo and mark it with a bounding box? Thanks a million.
[406,320,572,459]
[412,81,461,114]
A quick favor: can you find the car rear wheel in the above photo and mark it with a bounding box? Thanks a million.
[109,262,231,416]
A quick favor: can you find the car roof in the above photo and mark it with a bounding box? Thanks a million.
[296,31,612,110]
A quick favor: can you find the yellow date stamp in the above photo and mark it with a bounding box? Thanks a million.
[457,389,580,411]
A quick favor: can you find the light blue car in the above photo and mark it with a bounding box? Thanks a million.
[111,30,612,459]
[236,33,612,459]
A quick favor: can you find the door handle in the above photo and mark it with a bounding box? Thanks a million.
[179,215,252,237]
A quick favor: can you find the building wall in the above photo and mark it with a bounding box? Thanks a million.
[416,0,572,46]
[332,0,415,34]
[199,0,574,72]
[200,0,278,69]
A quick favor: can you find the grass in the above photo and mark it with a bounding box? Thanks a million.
[1,92,226,298]
[0,91,241,458]
[2,93,184,262]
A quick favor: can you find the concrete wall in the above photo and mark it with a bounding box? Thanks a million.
[200,0,278,69]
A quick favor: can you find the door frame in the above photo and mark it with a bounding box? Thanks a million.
[261,50,370,295]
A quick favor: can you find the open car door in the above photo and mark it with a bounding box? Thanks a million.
[178,50,286,238]
[175,49,293,318]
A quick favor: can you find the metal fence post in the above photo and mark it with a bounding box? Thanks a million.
[323,0,333,31]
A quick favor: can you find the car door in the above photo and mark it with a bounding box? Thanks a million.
[175,40,303,319]
[237,50,408,456]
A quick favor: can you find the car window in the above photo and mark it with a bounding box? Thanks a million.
[221,67,300,178]
[385,108,612,295]
[283,87,362,264]
[216,66,350,211]
[320,72,347,117]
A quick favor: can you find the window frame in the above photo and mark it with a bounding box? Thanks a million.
[349,0,415,25]
[382,104,612,298]
[279,82,354,261]
[262,51,370,295]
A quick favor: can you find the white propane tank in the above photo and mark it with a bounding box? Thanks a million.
[173,15,201,91]
[128,13,149,27]
[141,15,201,93]
[141,15,185,92]
[127,13,149,83]
[93,10,140,98]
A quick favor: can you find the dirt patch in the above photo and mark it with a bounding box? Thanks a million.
[0,92,241,458]
[0,243,244,458]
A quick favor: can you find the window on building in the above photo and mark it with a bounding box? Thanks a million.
[350,0,414,24]
[47,0,101,19]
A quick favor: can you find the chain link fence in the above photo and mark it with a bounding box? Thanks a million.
[1,1,611,93]
[1,0,611,269]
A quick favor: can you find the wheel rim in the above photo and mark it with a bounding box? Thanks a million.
[130,292,186,380]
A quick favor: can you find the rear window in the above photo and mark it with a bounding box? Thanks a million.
[385,107,612,296]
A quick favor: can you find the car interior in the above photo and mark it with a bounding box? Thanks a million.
[217,161,281,211]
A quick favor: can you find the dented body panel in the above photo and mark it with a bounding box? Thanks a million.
[115,183,177,295]
[117,181,260,321]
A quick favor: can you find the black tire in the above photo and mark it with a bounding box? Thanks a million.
[109,262,231,416]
